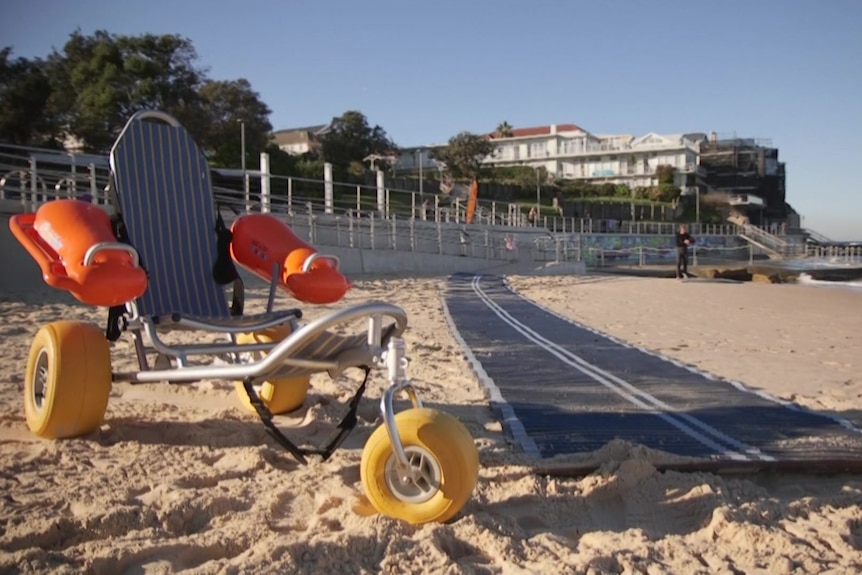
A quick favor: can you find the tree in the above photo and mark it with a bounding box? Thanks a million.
[265,143,298,176]
[30,29,275,162]
[431,132,495,181]
[320,111,397,171]
[656,164,676,186]
[196,78,272,167]
[0,48,59,146]
[45,30,207,152]
[494,121,514,138]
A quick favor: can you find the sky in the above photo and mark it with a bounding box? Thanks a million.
[2,0,861,239]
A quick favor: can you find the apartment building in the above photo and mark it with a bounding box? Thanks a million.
[487,124,705,191]
[698,133,787,221]
[394,123,706,192]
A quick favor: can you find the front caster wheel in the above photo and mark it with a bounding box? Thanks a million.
[360,407,479,525]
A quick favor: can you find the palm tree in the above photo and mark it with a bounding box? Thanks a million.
[495,121,514,138]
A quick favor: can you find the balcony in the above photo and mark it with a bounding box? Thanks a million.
[679,163,707,176]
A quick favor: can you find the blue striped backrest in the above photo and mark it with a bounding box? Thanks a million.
[109,112,228,318]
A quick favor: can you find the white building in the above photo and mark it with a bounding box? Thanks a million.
[487,124,705,190]
[271,123,331,156]
[397,123,707,192]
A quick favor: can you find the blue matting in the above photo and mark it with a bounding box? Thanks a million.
[443,273,862,465]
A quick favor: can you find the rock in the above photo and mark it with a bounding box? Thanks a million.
[714,268,753,281]
[752,273,782,284]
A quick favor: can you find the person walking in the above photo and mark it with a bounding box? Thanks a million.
[675,224,695,279]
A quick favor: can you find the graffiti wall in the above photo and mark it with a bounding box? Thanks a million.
[577,234,750,265]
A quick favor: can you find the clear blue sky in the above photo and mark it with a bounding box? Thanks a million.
[2,0,860,239]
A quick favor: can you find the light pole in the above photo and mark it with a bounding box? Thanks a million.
[240,120,249,211]
[536,166,541,208]
[418,149,424,198]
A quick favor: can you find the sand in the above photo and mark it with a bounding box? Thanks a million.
[2,262,862,573]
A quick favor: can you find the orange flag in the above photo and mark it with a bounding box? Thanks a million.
[466,179,479,224]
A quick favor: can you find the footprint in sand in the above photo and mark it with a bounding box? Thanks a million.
[268,491,310,532]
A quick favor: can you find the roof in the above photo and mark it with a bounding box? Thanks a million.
[272,123,330,136]
[489,123,583,139]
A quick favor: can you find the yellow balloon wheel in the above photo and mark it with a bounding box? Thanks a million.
[360,407,479,525]
[233,326,309,415]
[24,321,112,439]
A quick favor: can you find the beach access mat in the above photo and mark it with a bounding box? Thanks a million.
[443,273,862,472]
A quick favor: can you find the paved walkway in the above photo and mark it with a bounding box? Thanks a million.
[443,273,862,466]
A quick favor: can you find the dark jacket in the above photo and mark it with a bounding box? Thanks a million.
[675,232,694,251]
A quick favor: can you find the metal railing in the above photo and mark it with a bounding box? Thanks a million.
[1,142,828,270]
[587,244,754,268]
[804,228,835,245]
[806,244,862,261]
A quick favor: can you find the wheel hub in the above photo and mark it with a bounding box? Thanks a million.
[384,445,441,504]
[32,349,49,412]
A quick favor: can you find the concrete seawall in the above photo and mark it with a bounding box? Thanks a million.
[0,214,585,302]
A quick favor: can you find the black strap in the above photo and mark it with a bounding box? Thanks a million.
[213,206,244,316]
[213,207,238,284]
[106,213,135,342]
[241,367,371,464]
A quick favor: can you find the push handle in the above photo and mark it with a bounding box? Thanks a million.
[301,252,340,272]
[129,110,182,126]
[83,242,141,267]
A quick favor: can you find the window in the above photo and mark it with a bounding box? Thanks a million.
[529,142,547,158]
[497,145,519,161]
[560,138,585,155]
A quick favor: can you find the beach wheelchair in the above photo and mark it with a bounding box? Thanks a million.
[8,110,479,525]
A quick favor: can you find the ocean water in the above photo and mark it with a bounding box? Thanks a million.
[778,257,862,270]
[797,273,862,292]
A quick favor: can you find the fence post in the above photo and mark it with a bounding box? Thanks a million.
[349,213,355,249]
[409,217,415,252]
[369,212,376,250]
[287,177,293,213]
[390,214,397,250]
[89,163,98,204]
[260,152,270,214]
[323,162,333,215]
[306,202,315,243]
[491,202,496,225]
[356,185,361,215]
[29,156,38,210]
[69,153,77,199]
[376,170,385,215]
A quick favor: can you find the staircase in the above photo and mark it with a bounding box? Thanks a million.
[727,215,792,259]
[803,228,834,246]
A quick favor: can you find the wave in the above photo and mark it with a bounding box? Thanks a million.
[797,273,862,291]
[780,258,862,270]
